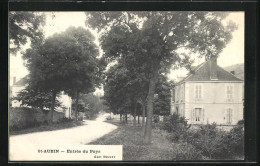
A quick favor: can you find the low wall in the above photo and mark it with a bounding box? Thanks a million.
[9,107,65,130]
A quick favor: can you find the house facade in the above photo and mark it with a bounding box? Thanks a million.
[171,58,244,125]
[10,76,72,118]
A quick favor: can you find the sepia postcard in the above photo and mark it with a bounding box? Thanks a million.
[9,10,247,162]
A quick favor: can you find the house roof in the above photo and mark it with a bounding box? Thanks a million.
[177,60,243,84]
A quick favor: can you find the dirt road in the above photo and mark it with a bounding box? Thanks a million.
[9,113,117,161]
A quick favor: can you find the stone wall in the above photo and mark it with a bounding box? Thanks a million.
[9,107,65,130]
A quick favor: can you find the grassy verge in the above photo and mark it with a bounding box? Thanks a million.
[89,121,190,161]
[9,120,84,136]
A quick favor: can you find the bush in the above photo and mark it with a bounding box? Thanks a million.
[173,142,203,160]
[152,121,164,130]
[106,116,112,120]
[58,117,73,123]
[220,121,244,159]
[161,114,244,159]
[153,115,160,123]
[188,123,227,159]
[162,113,191,142]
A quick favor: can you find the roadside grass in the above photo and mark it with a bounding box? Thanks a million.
[9,120,84,136]
[89,121,189,161]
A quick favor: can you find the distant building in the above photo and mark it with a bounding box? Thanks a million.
[10,76,72,118]
[10,76,28,107]
[171,58,244,125]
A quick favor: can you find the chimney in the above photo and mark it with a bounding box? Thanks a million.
[230,71,235,75]
[210,57,218,80]
[13,76,16,85]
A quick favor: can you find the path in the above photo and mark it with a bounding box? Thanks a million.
[9,113,117,161]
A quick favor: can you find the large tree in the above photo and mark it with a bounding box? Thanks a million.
[103,62,131,120]
[9,11,46,54]
[103,60,148,125]
[23,26,100,122]
[86,12,237,143]
[61,27,101,121]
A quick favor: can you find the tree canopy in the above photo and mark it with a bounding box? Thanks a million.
[86,11,237,143]
[9,11,46,54]
[22,26,101,122]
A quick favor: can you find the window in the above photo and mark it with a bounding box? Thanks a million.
[180,85,184,102]
[172,90,175,102]
[175,87,179,103]
[195,84,202,99]
[226,108,233,124]
[226,85,233,100]
[192,108,204,122]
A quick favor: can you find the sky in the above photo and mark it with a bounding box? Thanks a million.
[10,12,244,94]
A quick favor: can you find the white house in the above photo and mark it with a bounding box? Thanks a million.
[171,58,244,125]
[10,76,72,118]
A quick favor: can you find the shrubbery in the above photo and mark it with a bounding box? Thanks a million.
[220,121,244,159]
[173,142,203,160]
[187,123,227,159]
[161,114,244,160]
[162,113,191,142]
[153,115,160,123]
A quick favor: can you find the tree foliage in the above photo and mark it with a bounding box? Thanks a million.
[81,93,107,119]
[154,75,172,116]
[13,86,62,111]
[86,11,237,143]
[22,26,101,122]
[103,60,149,116]
[9,11,46,54]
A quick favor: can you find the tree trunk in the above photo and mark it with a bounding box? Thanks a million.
[75,89,79,121]
[125,112,128,123]
[120,112,122,122]
[142,102,146,133]
[138,114,140,124]
[50,90,57,123]
[144,74,158,144]
[133,103,137,126]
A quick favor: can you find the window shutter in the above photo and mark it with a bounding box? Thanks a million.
[225,109,228,124]
[202,108,205,123]
[230,109,233,124]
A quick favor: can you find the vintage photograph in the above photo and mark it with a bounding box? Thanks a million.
[9,11,244,161]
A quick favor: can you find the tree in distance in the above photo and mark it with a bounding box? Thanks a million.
[103,59,149,126]
[153,74,172,117]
